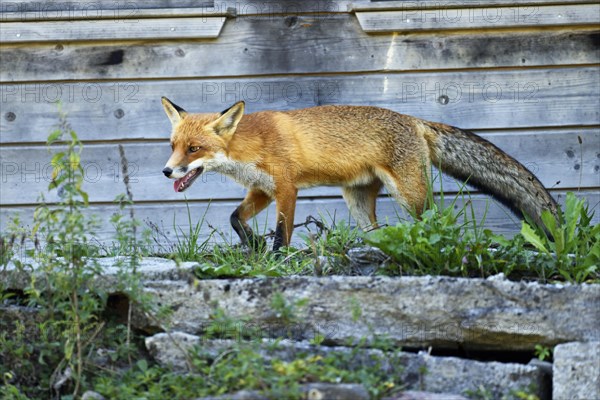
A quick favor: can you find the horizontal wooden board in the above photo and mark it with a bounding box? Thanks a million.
[1,129,598,206]
[349,0,600,11]
[2,1,597,22]
[0,1,213,13]
[1,15,598,82]
[357,4,600,32]
[218,1,353,15]
[1,67,598,143]
[0,7,232,22]
[0,17,227,43]
[2,191,598,247]
[0,0,353,17]
[8,0,585,17]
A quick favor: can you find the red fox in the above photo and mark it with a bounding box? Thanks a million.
[161,97,557,251]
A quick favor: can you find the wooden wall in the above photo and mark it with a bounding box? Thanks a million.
[1,0,599,246]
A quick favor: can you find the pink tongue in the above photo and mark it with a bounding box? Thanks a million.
[174,178,183,192]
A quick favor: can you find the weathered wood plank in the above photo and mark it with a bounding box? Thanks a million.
[0,7,232,22]
[223,0,600,15]
[0,0,353,16]
[0,1,213,13]
[218,1,353,15]
[1,15,597,82]
[1,67,598,143]
[0,17,227,43]
[1,129,597,206]
[357,5,600,33]
[349,0,600,12]
[5,0,597,22]
[1,191,598,246]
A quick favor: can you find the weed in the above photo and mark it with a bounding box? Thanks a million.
[300,216,362,275]
[195,244,284,278]
[270,292,305,322]
[365,186,598,282]
[1,111,157,398]
[194,237,311,278]
[533,344,552,362]
[19,112,107,397]
[365,201,497,277]
[1,373,30,400]
[173,199,213,262]
[94,315,404,400]
[465,385,495,400]
[519,192,599,283]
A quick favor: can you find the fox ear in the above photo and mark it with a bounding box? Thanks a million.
[213,101,245,137]
[161,97,187,125]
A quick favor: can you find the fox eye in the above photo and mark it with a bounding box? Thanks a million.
[189,146,201,153]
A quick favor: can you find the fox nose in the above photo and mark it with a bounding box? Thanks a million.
[162,167,173,177]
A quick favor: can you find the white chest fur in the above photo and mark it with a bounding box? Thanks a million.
[207,152,276,196]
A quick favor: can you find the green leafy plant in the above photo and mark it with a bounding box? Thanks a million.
[1,372,31,400]
[364,184,598,282]
[365,201,496,277]
[1,112,158,398]
[519,192,599,283]
[22,113,106,397]
[363,172,504,278]
[534,344,552,361]
[0,225,20,267]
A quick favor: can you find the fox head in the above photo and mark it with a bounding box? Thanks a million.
[161,97,245,192]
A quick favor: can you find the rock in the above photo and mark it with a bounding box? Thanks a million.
[346,246,390,274]
[1,256,199,290]
[384,391,468,400]
[302,383,369,400]
[194,383,369,400]
[81,391,106,400]
[417,352,549,399]
[145,331,202,370]
[139,275,599,351]
[96,257,198,281]
[528,358,553,376]
[196,390,268,400]
[4,256,599,351]
[146,333,549,398]
[553,341,600,400]
[347,246,389,264]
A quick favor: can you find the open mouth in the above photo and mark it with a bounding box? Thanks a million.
[174,167,204,192]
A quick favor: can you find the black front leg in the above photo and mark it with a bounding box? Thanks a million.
[230,208,266,251]
[272,221,285,253]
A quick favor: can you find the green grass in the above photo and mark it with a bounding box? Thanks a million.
[155,185,598,284]
[156,165,598,284]
[173,198,214,261]
[194,243,307,278]
[139,186,599,284]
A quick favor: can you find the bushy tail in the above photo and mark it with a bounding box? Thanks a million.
[423,122,558,227]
